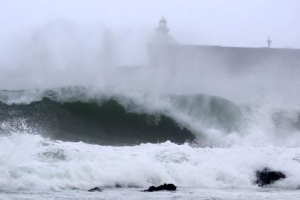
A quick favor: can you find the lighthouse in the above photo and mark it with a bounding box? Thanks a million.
[152,17,175,45]
[148,17,176,67]
[157,17,169,34]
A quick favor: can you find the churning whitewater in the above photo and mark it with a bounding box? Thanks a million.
[1,85,300,196]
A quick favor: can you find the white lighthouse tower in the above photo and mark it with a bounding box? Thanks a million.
[152,17,175,45]
[148,17,176,66]
[157,17,169,33]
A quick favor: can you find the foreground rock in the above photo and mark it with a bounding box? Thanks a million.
[254,168,286,186]
[88,187,102,192]
[144,183,177,192]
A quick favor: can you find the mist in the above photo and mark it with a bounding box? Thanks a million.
[0,0,299,106]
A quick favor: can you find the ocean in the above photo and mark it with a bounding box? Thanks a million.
[0,85,300,199]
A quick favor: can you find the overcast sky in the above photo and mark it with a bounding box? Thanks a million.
[0,0,299,48]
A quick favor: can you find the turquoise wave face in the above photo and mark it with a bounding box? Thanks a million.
[0,98,194,145]
[0,87,244,145]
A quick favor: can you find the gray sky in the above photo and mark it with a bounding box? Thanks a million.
[0,0,299,48]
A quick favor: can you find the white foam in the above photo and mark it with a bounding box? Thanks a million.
[0,133,300,192]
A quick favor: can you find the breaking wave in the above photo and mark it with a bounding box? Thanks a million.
[0,86,241,145]
[1,86,300,192]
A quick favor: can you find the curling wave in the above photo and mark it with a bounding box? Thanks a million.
[0,87,242,145]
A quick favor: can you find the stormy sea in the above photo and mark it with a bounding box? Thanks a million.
[0,17,300,199]
[1,75,300,200]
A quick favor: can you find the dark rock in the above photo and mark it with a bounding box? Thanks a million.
[115,183,122,188]
[144,183,177,192]
[88,187,102,192]
[254,168,286,186]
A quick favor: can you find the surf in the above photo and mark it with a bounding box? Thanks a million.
[0,86,242,145]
